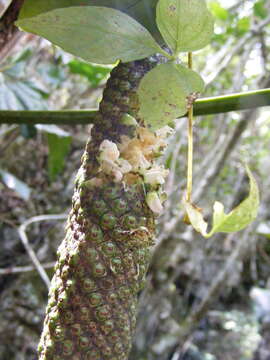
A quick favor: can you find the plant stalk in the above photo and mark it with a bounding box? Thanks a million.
[37,59,158,360]
[186,52,193,202]
[0,89,269,125]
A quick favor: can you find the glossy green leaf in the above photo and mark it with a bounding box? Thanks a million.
[156,0,214,53]
[18,0,162,44]
[183,165,260,238]
[138,63,204,130]
[17,6,160,64]
[19,0,93,18]
[68,60,112,87]
[0,169,31,200]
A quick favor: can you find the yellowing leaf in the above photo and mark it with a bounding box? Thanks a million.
[183,201,208,236]
[156,0,214,53]
[138,63,204,130]
[183,165,260,238]
[16,6,161,64]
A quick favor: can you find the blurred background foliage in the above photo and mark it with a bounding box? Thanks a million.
[0,0,270,359]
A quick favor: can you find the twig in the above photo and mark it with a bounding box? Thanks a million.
[157,90,263,243]
[0,262,55,275]
[0,126,19,154]
[183,223,258,335]
[17,214,67,290]
[204,14,270,85]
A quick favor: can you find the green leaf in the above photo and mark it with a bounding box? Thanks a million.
[0,169,31,200]
[183,165,260,238]
[47,133,71,181]
[37,62,66,89]
[20,124,37,138]
[254,0,268,19]
[138,63,204,130]
[18,0,162,43]
[68,60,112,87]
[209,1,228,21]
[36,125,71,180]
[156,0,214,54]
[236,17,250,35]
[16,6,161,64]
[0,54,48,110]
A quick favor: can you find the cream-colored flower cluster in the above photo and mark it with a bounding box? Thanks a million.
[99,140,132,183]
[98,125,174,214]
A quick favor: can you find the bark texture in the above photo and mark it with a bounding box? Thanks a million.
[38,58,160,360]
[0,0,25,57]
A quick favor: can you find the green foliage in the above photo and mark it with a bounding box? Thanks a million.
[209,1,228,21]
[47,133,71,181]
[138,63,204,130]
[183,166,260,238]
[68,60,111,87]
[156,0,214,53]
[0,52,48,110]
[14,0,260,236]
[0,50,73,181]
[37,62,66,89]
[17,6,160,64]
[16,0,214,130]
[36,125,71,180]
[236,17,250,36]
[254,0,268,19]
[0,50,46,162]
[19,0,161,43]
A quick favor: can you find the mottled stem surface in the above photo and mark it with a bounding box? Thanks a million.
[38,59,159,360]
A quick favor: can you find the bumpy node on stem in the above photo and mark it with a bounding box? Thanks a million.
[38,57,172,360]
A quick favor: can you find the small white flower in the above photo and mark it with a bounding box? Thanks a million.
[100,159,123,182]
[117,158,132,174]
[137,152,151,170]
[143,166,169,186]
[113,170,123,183]
[99,140,120,162]
[146,192,163,214]
[155,126,174,138]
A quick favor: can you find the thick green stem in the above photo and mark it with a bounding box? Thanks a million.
[0,88,269,125]
[194,88,270,115]
[38,59,158,360]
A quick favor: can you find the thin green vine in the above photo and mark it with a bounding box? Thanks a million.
[186,52,194,203]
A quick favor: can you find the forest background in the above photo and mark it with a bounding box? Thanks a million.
[0,0,270,359]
